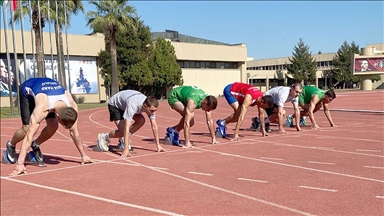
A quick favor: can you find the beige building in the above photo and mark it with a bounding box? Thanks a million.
[246,43,384,91]
[1,28,382,108]
[1,29,107,107]
[151,30,248,96]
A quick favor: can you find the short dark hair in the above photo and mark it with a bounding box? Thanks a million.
[262,95,274,108]
[291,83,303,89]
[58,107,78,128]
[205,95,217,110]
[325,89,336,99]
[145,96,159,108]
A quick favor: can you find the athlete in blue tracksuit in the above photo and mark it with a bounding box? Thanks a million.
[4,78,93,176]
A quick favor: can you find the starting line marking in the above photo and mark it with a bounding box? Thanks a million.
[364,166,384,170]
[260,157,283,161]
[356,149,381,153]
[299,186,338,193]
[307,161,335,165]
[238,178,268,183]
[187,171,213,176]
[1,177,184,216]
[376,196,384,199]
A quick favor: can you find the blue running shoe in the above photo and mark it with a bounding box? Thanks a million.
[300,117,307,126]
[166,127,179,145]
[216,119,226,138]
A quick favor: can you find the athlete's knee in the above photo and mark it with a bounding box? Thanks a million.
[22,125,29,133]
[190,119,195,127]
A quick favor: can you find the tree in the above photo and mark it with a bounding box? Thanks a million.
[148,38,183,98]
[12,0,48,77]
[97,17,153,94]
[331,41,360,89]
[285,38,317,84]
[50,0,84,89]
[86,0,137,96]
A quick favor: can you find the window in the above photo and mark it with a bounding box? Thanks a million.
[178,61,184,68]
[184,61,190,68]
[195,62,200,68]
[190,61,195,68]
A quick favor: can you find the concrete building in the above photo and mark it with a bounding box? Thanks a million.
[1,29,107,107]
[1,28,382,109]
[151,30,248,96]
[246,43,384,91]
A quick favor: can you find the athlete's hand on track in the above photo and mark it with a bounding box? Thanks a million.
[9,164,27,176]
[278,129,287,134]
[120,149,132,158]
[81,155,93,165]
[311,125,321,130]
[211,138,219,145]
[231,134,240,142]
[156,145,166,152]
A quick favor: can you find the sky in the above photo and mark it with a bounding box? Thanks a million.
[2,1,383,60]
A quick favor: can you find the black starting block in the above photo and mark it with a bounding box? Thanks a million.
[2,150,45,167]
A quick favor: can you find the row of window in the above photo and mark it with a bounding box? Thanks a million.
[247,61,334,71]
[178,61,238,69]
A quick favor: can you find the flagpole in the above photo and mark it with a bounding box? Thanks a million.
[47,0,55,80]
[2,1,15,115]
[28,0,36,77]
[11,3,21,113]
[19,0,28,81]
[63,0,71,92]
[54,0,63,85]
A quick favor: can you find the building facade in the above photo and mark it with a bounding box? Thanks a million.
[1,29,107,107]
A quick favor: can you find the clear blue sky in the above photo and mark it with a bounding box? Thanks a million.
[3,1,384,60]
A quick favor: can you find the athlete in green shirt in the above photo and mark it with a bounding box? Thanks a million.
[167,86,219,148]
[287,86,336,130]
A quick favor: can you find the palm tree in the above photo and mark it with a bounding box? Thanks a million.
[12,0,49,77]
[86,0,137,95]
[50,0,84,89]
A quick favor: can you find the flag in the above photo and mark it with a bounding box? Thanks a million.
[0,0,9,8]
[11,0,16,11]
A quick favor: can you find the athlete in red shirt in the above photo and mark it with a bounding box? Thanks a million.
[216,82,273,140]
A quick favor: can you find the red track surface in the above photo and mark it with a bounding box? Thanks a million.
[1,90,383,215]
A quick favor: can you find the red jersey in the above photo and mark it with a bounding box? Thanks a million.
[230,82,263,106]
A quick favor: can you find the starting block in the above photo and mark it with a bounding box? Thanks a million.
[2,150,45,167]
[163,136,194,147]
[93,139,135,154]
[215,127,226,138]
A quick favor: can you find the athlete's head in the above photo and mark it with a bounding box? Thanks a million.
[57,107,78,129]
[201,95,217,112]
[322,89,336,103]
[290,83,303,97]
[143,96,159,115]
[258,95,274,109]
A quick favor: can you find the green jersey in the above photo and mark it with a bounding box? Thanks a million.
[299,86,326,105]
[168,86,208,109]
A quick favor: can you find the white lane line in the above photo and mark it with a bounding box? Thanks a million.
[313,147,334,150]
[219,152,233,156]
[260,157,283,161]
[356,149,381,153]
[376,196,384,199]
[147,166,169,171]
[299,186,338,193]
[364,166,384,170]
[187,171,213,176]
[1,177,184,216]
[238,178,268,183]
[307,161,335,165]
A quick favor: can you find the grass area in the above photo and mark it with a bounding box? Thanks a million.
[0,103,107,119]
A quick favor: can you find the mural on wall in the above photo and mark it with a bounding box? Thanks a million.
[0,54,99,97]
[354,58,384,73]
[0,56,17,97]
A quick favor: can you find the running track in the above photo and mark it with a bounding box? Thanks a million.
[1,90,383,215]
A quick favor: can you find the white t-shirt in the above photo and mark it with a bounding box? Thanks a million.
[264,86,298,107]
[108,90,155,121]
